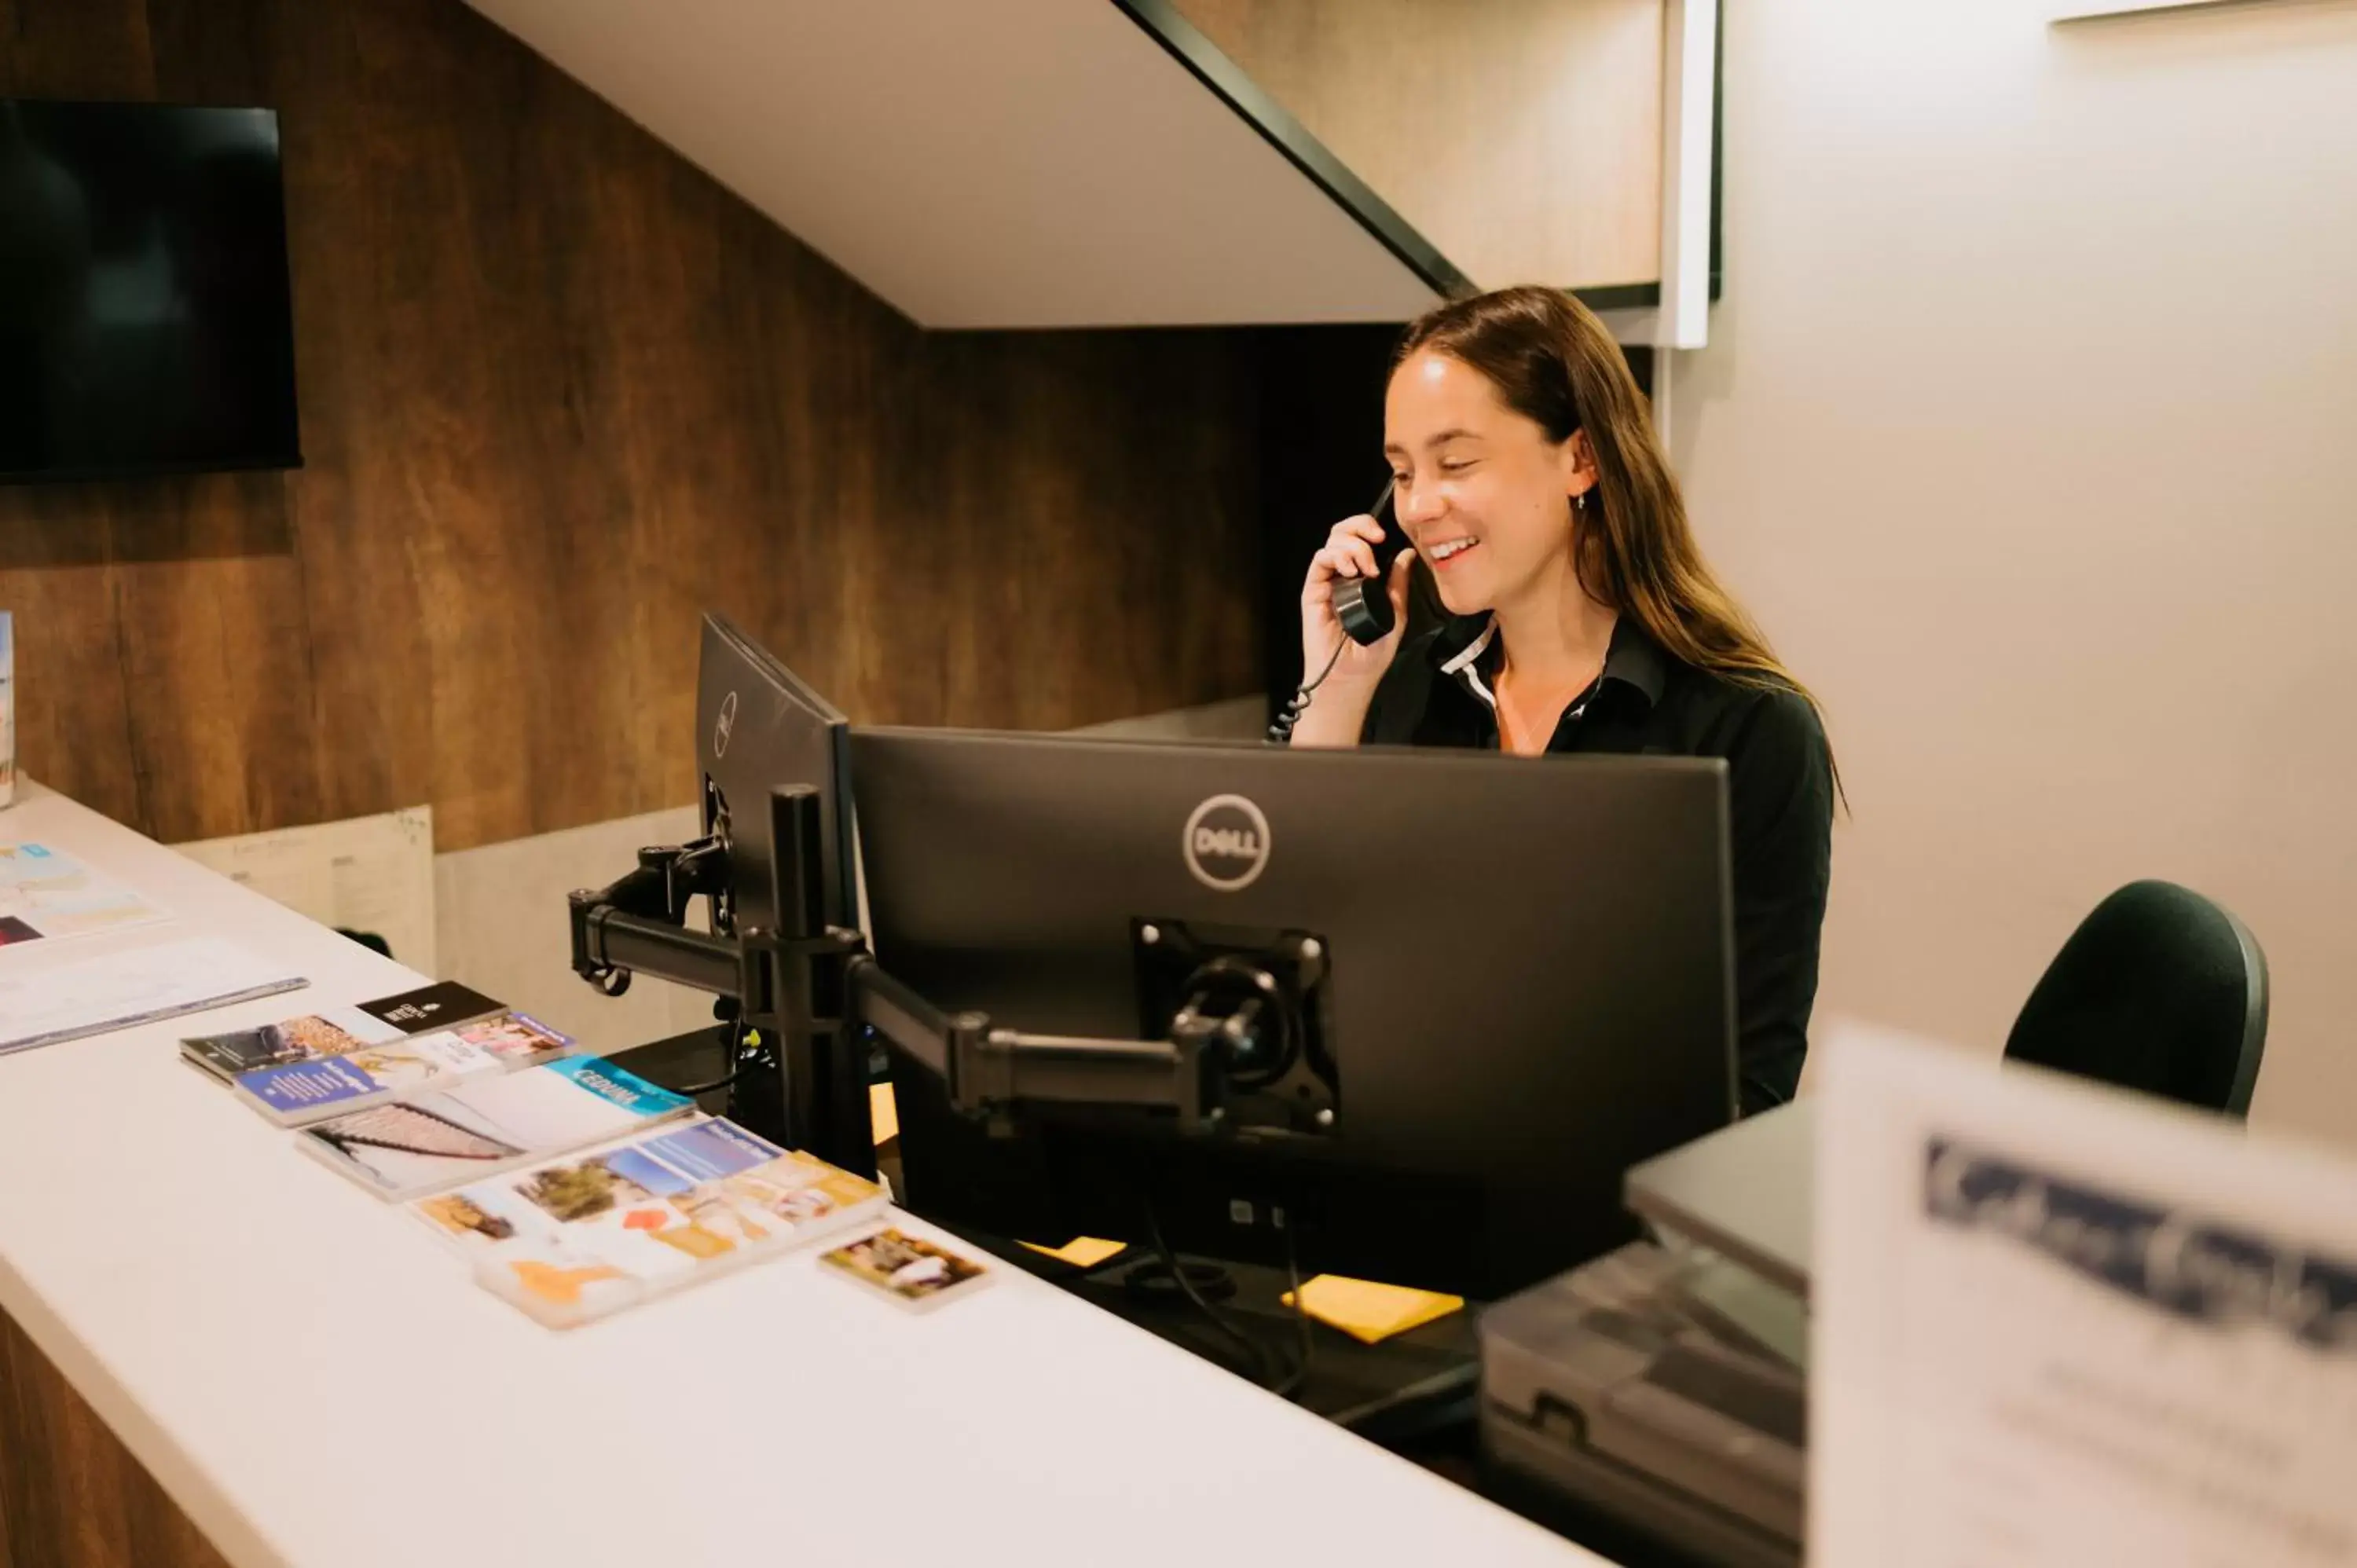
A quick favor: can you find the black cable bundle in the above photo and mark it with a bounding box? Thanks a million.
[1141,1200,1315,1401]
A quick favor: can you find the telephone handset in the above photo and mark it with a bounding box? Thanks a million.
[1270,480,1408,744]
[1328,481,1405,647]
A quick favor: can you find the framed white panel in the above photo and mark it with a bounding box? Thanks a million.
[1655,0,1718,351]
[176,808,437,976]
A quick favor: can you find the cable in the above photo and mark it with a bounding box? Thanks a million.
[1120,1255,1240,1306]
[1272,1211,1314,1401]
[1136,1197,1319,1402]
[655,1020,758,1098]
[1273,475,1406,746]
[1266,635,1351,746]
[1143,1200,1282,1390]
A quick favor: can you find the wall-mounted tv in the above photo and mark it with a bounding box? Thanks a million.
[0,100,302,485]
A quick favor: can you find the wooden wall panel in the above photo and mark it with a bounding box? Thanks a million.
[0,0,156,99]
[1171,0,1667,291]
[0,549,137,830]
[0,0,1270,852]
[0,1311,231,1568]
[109,479,321,845]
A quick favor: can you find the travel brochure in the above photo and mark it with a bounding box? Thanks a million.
[0,841,167,945]
[820,1227,995,1313]
[0,815,981,1332]
[415,1117,894,1328]
[186,1002,409,1079]
[178,976,981,1328]
[0,610,13,810]
[299,1054,693,1201]
[184,984,576,1127]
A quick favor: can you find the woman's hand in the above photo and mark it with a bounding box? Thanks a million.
[1291,514,1416,746]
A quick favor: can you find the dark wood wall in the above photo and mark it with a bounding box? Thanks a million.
[0,1309,233,1568]
[0,0,1273,852]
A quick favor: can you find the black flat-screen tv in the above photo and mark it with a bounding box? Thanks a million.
[0,100,302,484]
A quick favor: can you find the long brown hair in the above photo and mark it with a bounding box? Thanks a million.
[1397,287,1835,752]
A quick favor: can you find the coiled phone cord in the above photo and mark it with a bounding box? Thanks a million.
[1266,636,1350,746]
[1271,478,1402,747]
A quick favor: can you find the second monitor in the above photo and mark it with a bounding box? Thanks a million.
[852,727,1737,1300]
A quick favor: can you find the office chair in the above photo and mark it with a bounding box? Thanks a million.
[336,928,393,960]
[2003,880,2268,1117]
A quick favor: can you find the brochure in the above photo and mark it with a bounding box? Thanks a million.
[299,1055,692,1200]
[819,1227,993,1313]
[354,980,503,1035]
[0,611,13,810]
[221,1007,575,1127]
[0,841,167,945]
[413,1117,887,1328]
[184,1003,409,1082]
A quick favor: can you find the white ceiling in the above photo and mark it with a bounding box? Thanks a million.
[464,0,1445,328]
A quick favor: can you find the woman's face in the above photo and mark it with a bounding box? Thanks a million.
[1384,350,1591,619]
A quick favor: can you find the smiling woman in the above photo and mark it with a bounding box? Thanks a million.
[1286,286,1836,1115]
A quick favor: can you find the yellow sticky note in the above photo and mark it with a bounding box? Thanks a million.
[1280,1274,1465,1344]
[869,1082,900,1146]
[1020,1236,1128,1268]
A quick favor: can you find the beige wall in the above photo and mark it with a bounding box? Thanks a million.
[1674,0,2357,1146]
[434,805,718,1060]
[1171,0,1665,291]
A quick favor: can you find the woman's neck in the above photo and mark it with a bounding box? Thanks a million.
[1493,559,1618,690]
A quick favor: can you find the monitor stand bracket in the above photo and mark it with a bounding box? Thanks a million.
[564,785,1336,1178]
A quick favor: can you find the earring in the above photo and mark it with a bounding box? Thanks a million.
[1574,492,1588,514]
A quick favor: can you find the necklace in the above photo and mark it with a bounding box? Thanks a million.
[1496,660,1607,755]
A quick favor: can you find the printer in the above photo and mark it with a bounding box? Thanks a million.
[1479,1101,1815,1568]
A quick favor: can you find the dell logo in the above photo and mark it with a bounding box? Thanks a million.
[1182,794,1271,892]
[713,690,739,759]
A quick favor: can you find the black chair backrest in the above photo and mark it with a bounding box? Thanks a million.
[336,928,393,961]
[2003,880,2268,1116]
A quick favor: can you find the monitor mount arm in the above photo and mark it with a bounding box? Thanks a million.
[566,785,1296,1178]
[849,957,1229,1135]
[569,836,739,998]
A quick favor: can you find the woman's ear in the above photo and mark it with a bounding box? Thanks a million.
[1563,428,1600,500]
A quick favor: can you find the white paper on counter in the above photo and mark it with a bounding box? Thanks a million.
[0,936,306,1055]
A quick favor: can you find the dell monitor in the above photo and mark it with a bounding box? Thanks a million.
[695,612,856,937]
[849,728,1737,1301]
[686,614,867,1155]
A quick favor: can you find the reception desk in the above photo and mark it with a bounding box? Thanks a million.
[0,783,1600,1568]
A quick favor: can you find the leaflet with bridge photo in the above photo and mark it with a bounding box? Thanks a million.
[296,1055,693,1201]
[1813,1024,2357,1568]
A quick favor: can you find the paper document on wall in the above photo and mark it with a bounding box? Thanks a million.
[0,937,306,1056]
[1813,1024,2357,1568]
[175,808,435,974]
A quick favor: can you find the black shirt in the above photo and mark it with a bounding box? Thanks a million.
[1361,614,1833,1116]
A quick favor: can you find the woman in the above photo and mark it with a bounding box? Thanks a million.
[1290,286,1833,1116]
